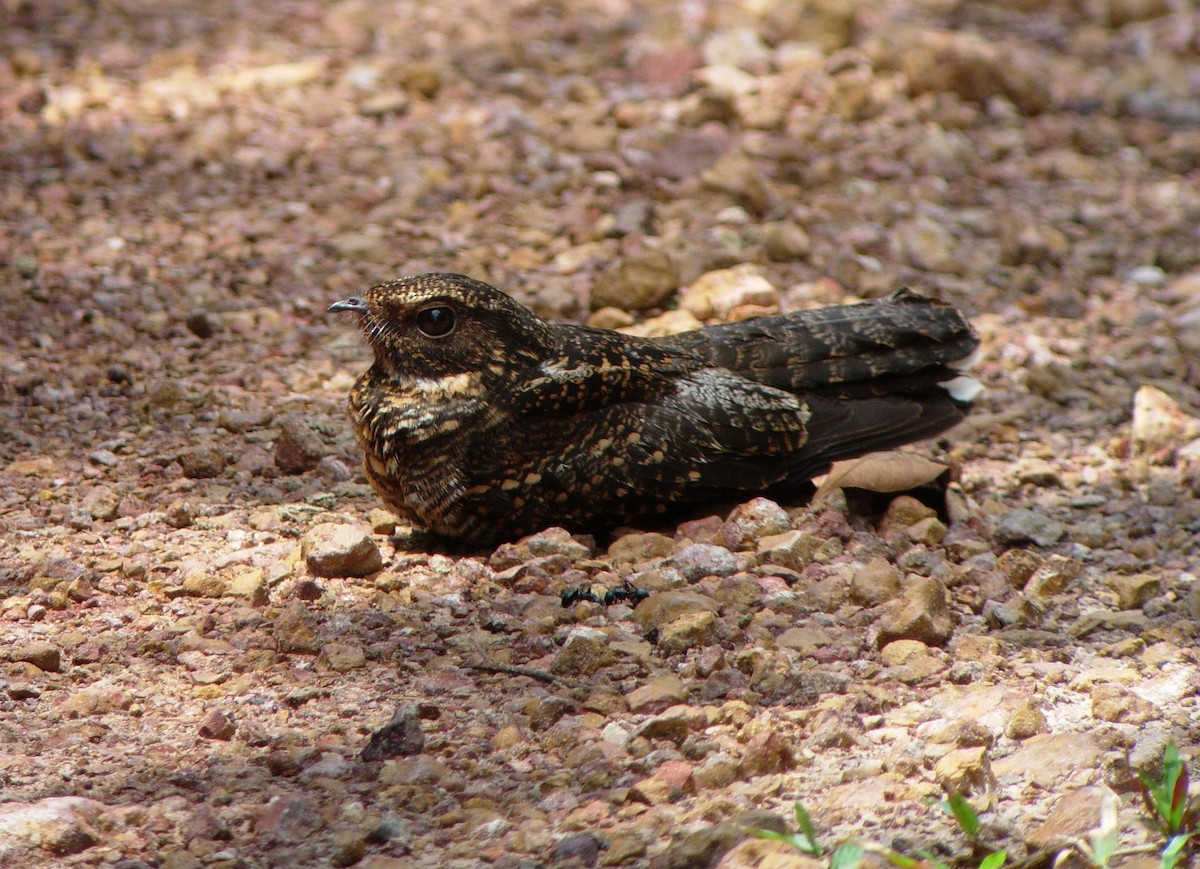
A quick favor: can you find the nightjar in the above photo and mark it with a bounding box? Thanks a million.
[329,273,981,544]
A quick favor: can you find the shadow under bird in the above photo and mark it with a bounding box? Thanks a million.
[329,273,981,545]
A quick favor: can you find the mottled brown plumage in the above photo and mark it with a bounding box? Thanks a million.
[329,273,981,544]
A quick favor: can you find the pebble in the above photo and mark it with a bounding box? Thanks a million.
[1026,788,1105,851]
[302,523,382,577]
[9,641,62,673]
[761,221,811,262]
[551,628,615,676]
[273,600,321,654]
[669,543,739,582]
[875,576,954,647]
[178,445,226,479]
[626,675,688,714]
[274,414,327,474]
[361,703,425,761]
[901,29,1051,114]
[1131,386,1200,456]
[633,591,720,631]
[1024,555,1085,598]
[165,498,194,528]
[607,531,677,567]
[590,249,679,312]
[0,797,106,858]
[992,507,1065,547]
[1090,683,1156,724]
[198,709,236,740]
[850,557,903,606]
[740,731,795,777]
[933,746,992,795]
[81,484,121,520]
[992,732,1102,788]
[680,265,780,321]
[1004,698,1048,740]
[1104,573,1160,610]
[896,216,958,273]
[718,497,790,550]
[657,610,719,654]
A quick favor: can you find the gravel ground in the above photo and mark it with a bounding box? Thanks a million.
[2,1,1200,867]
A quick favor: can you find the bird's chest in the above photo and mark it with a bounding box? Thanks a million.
[347,370,491,522]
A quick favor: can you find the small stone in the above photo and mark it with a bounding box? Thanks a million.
[633,707,704,744]
[907,516,947,546]
[742,731,795,777]
[879,639,930,667]
[182,571,228,598]
[321,643,367,672]
[933,746,993,795]
[1105,573,1161,610]
[680,265,780,321]
[992,507,1065,547]
[366,508,399,535]
[185,311,219,339]
[80,485,121,521]
[358,91,410,117]
[626,675,688,714]
[302,523,382,577]
[851,557,903,606]
[1132,386,1200,456]
[608,532,677,566]
[165,499,194,528]
[719,497,790,550]
[657,611,719,655]
[669,543,738,581]
[631,759,697,806]
[762,221,811,262]
[0,797,105,857]
[753,529,812,570]
[993,733,1103,789]
[879,495,936,535]
[902,29,1051,114]
[876,576,954,647]
[1005,699,1048,739]
[1090,683,1156,724]
[274,414,326,474]
[229,569,268,605]
[587,306,634,330]
[1027,788,1106,851]
[199,709,236,740]
[361,703,424,761]
[518,526,592,561]
[554,833,607,865]
[274,600,321,654]
[633,591,719,631]
[178,445,225,479]
[995,549,1042,589]
[1025,555,1085,598]
[591,250,679,312]
[10,642,62,673]
[897,216,958,273]
[551,628,615,676]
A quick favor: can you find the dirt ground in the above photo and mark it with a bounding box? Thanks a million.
[2,0,1200,867]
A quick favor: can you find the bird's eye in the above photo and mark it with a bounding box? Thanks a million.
[415,305,455,337]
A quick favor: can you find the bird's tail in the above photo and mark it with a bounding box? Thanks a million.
[665,289,981,405]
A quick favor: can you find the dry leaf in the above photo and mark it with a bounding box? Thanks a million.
[812,451,951,504]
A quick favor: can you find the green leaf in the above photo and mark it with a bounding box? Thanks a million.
[829,842,865,869]
[1160,833,1191,869]
[978,851,1007,869]
[941,793,982,838]
[792,802,823,856]
[745,828,787,842]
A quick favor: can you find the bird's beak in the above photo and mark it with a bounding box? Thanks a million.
[328,297,368,314]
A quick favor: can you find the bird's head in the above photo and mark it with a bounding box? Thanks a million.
[329,273,554,381]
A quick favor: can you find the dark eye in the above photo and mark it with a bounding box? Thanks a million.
[415,305,455,337]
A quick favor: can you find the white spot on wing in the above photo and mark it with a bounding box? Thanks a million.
[940,374,984,403]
